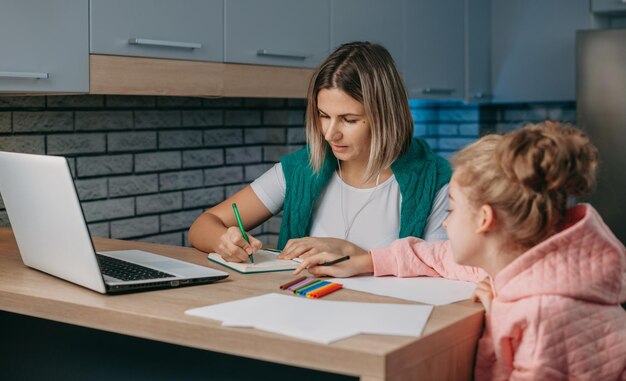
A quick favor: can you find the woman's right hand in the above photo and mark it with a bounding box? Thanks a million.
[216,226,263,263]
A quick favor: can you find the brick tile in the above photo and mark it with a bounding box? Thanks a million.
[245,163,272,182]
[13,112,73,132]
[204,128,242,146]
[263,110,304,126]
[136,192,182,214]
[159,170,203,191]
[224,110,261,126]
[245,127,286,144]
[111,216,160,239]
[87,222,110,238]
[183,187,224,208]
[160,209,202,232]
[82,198,135,222]
[77,154,133,177]
[75,111,133,131]
[75,178,108,200]
[47,134,106,155]
[226,146,262,164]
[202,98,243,108]
[156,96,202,108]
[108,131,157,152]
[0,136,45,154]
[135,110,181,129]
[106,96,156,108]
[182,110,223,127]
[0,112,11,132]
[182,148,223,168]
[109,174,158,197]
[135,151,181,173]
[287,127,306,144]
[47,95,104,108]
[204,166,243,186]
[158,130,202,149]
[0,96,45,108]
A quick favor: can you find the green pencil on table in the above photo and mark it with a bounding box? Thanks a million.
[231,203,254,263]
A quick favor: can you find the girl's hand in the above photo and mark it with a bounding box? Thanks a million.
[216,226,263,263]
[293,252,374,278]
[279,237,367,260]
[472,277,494,313]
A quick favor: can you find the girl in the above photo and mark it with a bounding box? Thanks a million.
[189,42,451,263]
[296,121,626,380]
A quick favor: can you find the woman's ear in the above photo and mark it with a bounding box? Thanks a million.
[475,204,496,234]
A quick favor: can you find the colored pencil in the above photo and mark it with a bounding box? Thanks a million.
[279,276,307,290]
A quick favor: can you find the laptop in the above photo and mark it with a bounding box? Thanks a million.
[0,151,228,294]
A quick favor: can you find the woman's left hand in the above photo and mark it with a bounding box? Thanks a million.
[278,237,367,260]
[293,251,374,278]
[472,277,494,313]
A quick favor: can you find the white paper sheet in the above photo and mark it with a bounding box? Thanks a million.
[186,293,433,344]
[330,276,476,306]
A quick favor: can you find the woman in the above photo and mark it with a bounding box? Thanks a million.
[188,42,451,262]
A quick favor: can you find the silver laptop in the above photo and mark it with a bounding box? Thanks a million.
[0,151,228,294]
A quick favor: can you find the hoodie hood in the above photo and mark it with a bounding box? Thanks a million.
[494,204,626,305]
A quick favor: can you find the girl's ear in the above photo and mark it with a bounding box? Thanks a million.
[476,204,496,234]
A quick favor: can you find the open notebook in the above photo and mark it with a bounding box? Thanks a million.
[208,249,303,274]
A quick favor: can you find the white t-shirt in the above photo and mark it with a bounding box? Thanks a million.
[250,163,449,250]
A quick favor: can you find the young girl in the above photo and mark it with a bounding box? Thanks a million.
[296,121,626,380]
[189,42,451,263]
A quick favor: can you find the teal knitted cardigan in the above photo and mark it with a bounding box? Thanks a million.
[277,138,451,249]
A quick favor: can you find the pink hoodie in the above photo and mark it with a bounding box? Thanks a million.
[371,204,626,380]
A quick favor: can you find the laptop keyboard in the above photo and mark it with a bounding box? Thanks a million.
[96,254,175,281]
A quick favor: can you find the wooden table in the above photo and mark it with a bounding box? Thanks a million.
[0,228,484,380]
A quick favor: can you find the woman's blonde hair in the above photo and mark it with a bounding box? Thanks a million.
[452,121,599,250]
[305,42,413,181]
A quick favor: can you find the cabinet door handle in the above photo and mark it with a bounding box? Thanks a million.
[473,92,493,99]
[421,88,455,95]
[128,38,202,49]
[256,49,309,60]
[0,71,49,79]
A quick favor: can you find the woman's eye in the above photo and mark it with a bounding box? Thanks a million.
[344,118,358,124]
[319,114,329,119]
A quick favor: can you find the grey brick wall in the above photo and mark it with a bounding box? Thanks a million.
[0,95,305,247]
[0,94,575,247]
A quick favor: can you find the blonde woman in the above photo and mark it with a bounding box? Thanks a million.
[188,42,451,263]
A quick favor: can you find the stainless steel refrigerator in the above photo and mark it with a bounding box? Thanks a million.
[577,28,626,244]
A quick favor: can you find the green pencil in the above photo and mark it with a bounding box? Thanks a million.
[232,203,254,263]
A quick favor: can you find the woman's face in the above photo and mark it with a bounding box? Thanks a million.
[317,88,371,165]
[443,176,485,267]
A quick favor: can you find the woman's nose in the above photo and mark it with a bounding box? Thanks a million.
[324,119,341,141]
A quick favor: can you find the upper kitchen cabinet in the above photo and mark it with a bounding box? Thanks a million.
[225,0,330,68]
[592,0,626,14]
[330,0,405,73]
[0,0,88,93]
[466,0,491,103]
[90,0,224,62]
[491,0,591,103]
[404,0,465,100]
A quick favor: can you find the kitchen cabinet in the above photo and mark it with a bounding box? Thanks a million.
[404,0,465,100]
[330,0,405,74]
[90,0,223,62]
[491,0,591,102]
[224,0,330,68]
[592,0,626,13]
[466,0,492,103]
[0,0,88,93]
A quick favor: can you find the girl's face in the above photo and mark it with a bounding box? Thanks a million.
[317,88,371,165]
[443,176,485,267]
